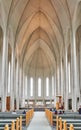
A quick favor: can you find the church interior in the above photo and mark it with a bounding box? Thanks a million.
[0,0,81,130]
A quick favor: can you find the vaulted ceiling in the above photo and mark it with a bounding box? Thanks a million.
[1,0,78,77]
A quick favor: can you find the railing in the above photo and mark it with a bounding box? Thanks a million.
[26,109,34,126]
[4,116,22,130]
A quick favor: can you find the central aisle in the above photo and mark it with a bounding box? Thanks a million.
[27,112,52,130]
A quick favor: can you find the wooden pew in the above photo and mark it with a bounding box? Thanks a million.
[4,116,22,130]
[0,109,34,130]
[45,109,81,130]
[26,109,34,126]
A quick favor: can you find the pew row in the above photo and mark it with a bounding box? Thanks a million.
[4,116,22,130]
[45,109,81,130]
[0,109,34,130]
[26,109,34,126]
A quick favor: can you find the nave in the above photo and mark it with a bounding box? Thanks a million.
[27,112,54,130]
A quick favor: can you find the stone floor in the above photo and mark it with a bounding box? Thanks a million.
[26,112,56,130]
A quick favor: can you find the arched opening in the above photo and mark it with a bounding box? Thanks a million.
[46,77,49,97]
[30,77,33,97]
[38,78,41,97]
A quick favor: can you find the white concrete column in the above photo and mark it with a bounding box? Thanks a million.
[49,75,52,106]
[1,32,8,111]
[5,42,8,96]
[62,62,65,104]
[54,72,57,107]
[21,72,25,107]
[58,59,61,96]
[44,76,46,100]
[10,49,15,110]
[25,76,27,99]
[33,76,35,99]
[79,40,81,104]
[19,68,22,107]
[56,65,59,95]
[57,67,60,95]
[64,47,69,110]
[71,31,78,111]
[16,61,19,110]
[60,61,63,98]
[76,48,79,109]
[52,75,54,107]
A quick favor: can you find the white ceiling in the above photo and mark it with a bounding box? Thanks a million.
[0,0,79,77]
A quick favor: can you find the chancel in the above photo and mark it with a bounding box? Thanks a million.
[0,0,81,130]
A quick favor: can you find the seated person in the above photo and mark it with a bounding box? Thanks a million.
[79,106,81,114]
[50,108,52,111]
[59,110,62,114]
[63,110,64,114]
[22,110,26,114]
[55,110,57,114]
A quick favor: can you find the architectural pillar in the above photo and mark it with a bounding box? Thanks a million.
[16,60,19,110]
[25,76,27,99]
[25,76,28,106]
[71,30,78,111]
[59,59,61,96]
[42,76,45,106]
[54,72,57,107]
[5,42,8,96]
[10,48,15,110]
[19,68,21,107]
[2,32,8,111]
[56,65,59,95]
[43,76,46,101]
[60,61,63,98]
[79,40,81,105]
[64,46,69,110]
[21,72,25,107]
[49,75,52,106]
[57,67,60,95]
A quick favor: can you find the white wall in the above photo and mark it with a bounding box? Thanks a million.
[0,52,2,96]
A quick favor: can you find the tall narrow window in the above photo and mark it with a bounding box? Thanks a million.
[57,68,60,92]
[46,77,49,96]
[52,76,54,97]
[8,62,11,93]
[68,63,71,93]
[25,76,27,97]
[38,78,41,97]
[30,77,33,96]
